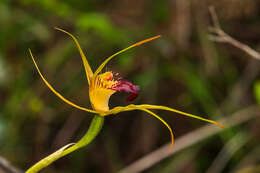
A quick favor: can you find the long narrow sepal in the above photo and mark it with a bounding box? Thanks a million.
[54,27,93,85]
[29,49,97,114]
[104,103,224,149]
[103,106,174,149]
[139,108,174,149]
[136,104,225,128]
[93,35,161,77]
[26,115,104,173]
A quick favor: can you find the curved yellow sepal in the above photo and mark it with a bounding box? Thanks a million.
[103,105,174,149]
[103,103,224,149]
[136,104,225,128]
[140,108,174,149]
[93,35,161,77]
[54,27,93,85]
[29,49,97,114]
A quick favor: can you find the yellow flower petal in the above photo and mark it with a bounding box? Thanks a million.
[90,88,116,112]
[89,72,118,112]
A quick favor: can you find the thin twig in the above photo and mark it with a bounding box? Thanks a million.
[118,106,260,173]
[208,6,260,60]
[0,156,23,173]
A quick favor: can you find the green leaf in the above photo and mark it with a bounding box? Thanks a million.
[254,81,260,104]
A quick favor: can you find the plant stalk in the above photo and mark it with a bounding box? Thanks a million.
[26,115,104,173]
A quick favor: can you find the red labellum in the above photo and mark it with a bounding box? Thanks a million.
[112,80,139,101]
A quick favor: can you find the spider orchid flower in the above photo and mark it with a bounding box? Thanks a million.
[29,28,224,151]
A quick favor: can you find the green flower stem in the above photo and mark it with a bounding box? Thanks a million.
[26,115,104,173]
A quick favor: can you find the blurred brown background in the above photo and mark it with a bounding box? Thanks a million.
[1,0,260,172]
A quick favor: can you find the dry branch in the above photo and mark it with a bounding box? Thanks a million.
[208,6,260,60]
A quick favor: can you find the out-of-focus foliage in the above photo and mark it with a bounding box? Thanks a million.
[254,81,260,104]
[1,0,260,173]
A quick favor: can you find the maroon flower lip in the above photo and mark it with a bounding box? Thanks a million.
[112,80,139,101]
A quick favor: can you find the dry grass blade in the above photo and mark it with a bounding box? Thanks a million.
[0,156,23,173]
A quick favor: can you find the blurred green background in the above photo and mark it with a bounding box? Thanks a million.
[1,0,260,173]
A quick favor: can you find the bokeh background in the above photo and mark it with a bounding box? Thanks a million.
[1,0,260,173]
